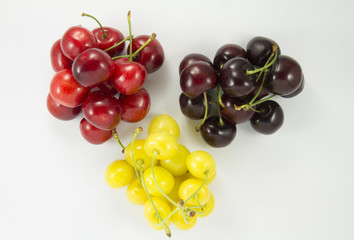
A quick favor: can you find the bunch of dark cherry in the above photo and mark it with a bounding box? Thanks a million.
[179,36,304,148]
[47,13,164,145]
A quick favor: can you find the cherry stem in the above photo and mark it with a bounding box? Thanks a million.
[246,43,278,76]
[81,13,107,39]
[129,127,143,186]
[130,33,156,58]
[111,129,125,152]
[151,150,179,207]
[217,84,225,108]
[184,170,209,204]
[216,95,224,126]
[127,11,133,62]
[104,36,131,53]
[195,91,209,132]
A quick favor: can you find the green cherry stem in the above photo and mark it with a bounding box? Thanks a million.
[127,11,133,62]
[81,12,107,38]
[151,150,179,207]
[217,84,225,108]
[111,129,125,152]
[104,36,131,53]
[216,96,224,126]
[246,43,279,76]
[195,91,209,132]
[185,170,209,204]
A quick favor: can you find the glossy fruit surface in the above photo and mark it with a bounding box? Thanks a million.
[119,88,151,122]
[200,116,236,148]
[79,118,112,144]
[160,144,189,176]
[81,91,122,130]
[50,69,89,108]
[72,48,114,87]
[179,93,208,120]
[186,151,216,180]
[246,36,280,67]
[144,197,172,230]
[179,178,210,206]
[143,166,175,196]
[172,210,197,230]
[282,74,304,98]
[148,114,180,139]
[124,139,153,171]
[179,53,212,75]
[266,55,302,95]
[60,26,97,60]
[144,131,178,160]
[213,43,247,71]
[221,94,255,124]
[180,61,218,98]
[92,26,125,57]
[219,57,256,98]
[132,35,164,73]
[105,160,135,188]
[50,39,72,72]
[126,178,148,205]
[46,93,81,121]
[250,100,284,134]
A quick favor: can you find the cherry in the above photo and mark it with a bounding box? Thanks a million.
[110,60,146,95]
[246,36,281,67]
[179,53,212,75]
[131,35,164,73]
[81,91,122,130]
[79,118,112,144]
[250,100,284,134]
[179,93,209,120]
[213,44,247,71]
[219,57,256,98]
[221,94,255,124]
[118,88,151,122]
[180,61,218,98]
[265,55,302,96]
[200,116,236,148]
[50,39,72,72]
[49,69,90,108]
[46,93,81,121]
[282,74,304,98]
[72,48,115,87]
[60,26,97,60]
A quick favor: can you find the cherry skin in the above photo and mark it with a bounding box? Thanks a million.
[179,53,212,75]
[180,61,218,98]
[79,118,112,144]
[200,116,237,148]
[81,91,122,130]
[46,93,81,121]
[221,94,255,124]
[92,27,125,57]
[213,43,247,71]
[110,61,146,95]
[72,48,115,87]
[118,88,151,122]
[50,39,72,72]
[49,69,90,108]
[246,36,281,67]
[250,100,284,134]
[131,35,164,73]
[60,26,97,60]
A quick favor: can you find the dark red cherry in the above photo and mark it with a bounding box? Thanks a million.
[179,93,209,120]
[246,36,280,67]
[92,27,125,57]
[265,55,302,96]
[250,100,284,134]
[282,74,305,98]
[213,44,247,71]
[118,88,151,122]
[131,35,164,73]
[200,116,236,148]
[46,93,81,121]
[221,94,255,124]
[180,61,218,98]
[50,39,72,72]
[72,48,115,87]
[81,91,122,130]
[60,26,97,60]
[79,118,112,145]
[179,53,212,75]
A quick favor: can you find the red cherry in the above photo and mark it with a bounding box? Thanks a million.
[92,27,125,57]
[118,88,151,122]
[46,93,81,121]
[81,91,122,130]
[50,39,72,72]
[110,61,146,95]
[49,69,90,108]
[60,26,97,60]
[131,35,164,73]
[72,48,115,87]
[79,118,112,144]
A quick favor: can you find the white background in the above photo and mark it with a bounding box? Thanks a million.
[1,0,354,239]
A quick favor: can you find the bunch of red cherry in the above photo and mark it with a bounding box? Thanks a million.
[47,12,164,145]
[179,36,304,148]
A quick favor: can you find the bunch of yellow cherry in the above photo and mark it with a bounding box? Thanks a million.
[105,114,217,237]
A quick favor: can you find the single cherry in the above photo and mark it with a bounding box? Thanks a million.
[221,94,255,124]
[118,88,151,122]
[49,69,90,108]
[246,36,281,67]
[200,116,236,148]
[46,93,81,121]
[79,118,112,144]
[81,91,122,130]
[60,26,97,60]
[179,53,212,75]
[50,39,72,72]
[213,44,247,71]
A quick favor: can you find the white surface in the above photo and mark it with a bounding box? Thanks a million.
[1,0,354,239]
